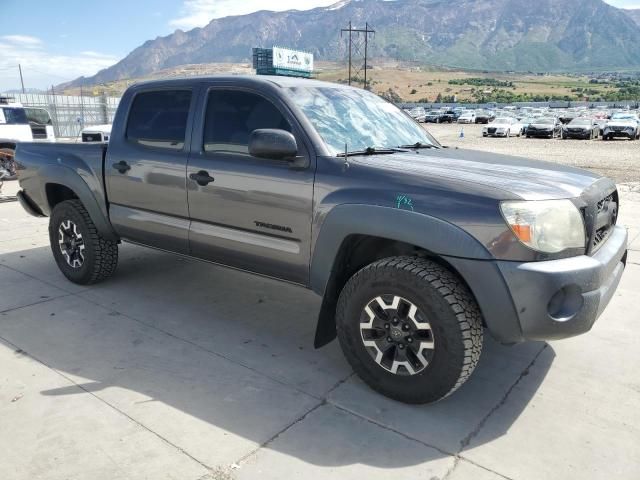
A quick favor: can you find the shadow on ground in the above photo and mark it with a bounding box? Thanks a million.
[0,244,554,469]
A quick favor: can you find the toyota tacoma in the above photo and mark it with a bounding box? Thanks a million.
[15,77,628,404]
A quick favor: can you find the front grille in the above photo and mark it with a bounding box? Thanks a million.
[488,128,496,134]
[590,192,618,252]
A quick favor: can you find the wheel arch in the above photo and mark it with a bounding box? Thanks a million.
[310,204,491,348]
[41,171,118,242]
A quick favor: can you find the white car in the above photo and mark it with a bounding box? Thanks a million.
[482,117,523,138]
[457,111,476,124]
[0,98,34,180]
[0,100,33,144]
[80,124,112,143]
[602,113,640,141]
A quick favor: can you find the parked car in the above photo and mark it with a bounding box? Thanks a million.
[0,97,33,179]
[440,110,458,123]
[562,118,599,140]
[475,110,496,124]
[526,117,562,139]
[602,113,640,141]
[80,124,112,143]
[15,76,628,404]
[457,111,476,124]
[482,117,523,137]
[424,110,443,123]
[407,107,427,123]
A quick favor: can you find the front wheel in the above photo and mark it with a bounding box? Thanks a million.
[49,200,118,285]
[336,257,483,404]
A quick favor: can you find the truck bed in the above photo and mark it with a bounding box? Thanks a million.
[15,141,109,220]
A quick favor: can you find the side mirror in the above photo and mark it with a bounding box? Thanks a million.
[249,129,298,161]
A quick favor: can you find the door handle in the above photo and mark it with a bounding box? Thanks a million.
[189,170,215,186]
[112,161,131,174]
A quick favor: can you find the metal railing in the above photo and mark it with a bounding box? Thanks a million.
[2,92,120,139]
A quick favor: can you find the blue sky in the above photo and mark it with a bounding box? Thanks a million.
[0,0,638,91]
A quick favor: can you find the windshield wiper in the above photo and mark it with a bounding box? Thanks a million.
[338,146,405,157]
[397,142,438,150]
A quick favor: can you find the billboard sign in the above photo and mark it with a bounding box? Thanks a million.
[272,47,314,73]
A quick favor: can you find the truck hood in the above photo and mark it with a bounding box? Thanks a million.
[605,120,637,128]
[353,148,604,201]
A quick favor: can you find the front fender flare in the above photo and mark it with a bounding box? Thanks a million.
[309,204,493,347]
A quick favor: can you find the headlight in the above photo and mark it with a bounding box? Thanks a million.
[500,200,586,253]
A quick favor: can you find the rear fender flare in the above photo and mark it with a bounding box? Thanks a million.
[39,163,118,241]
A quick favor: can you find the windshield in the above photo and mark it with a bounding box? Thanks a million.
[536,117,556,125]
[611,113,637,120]
[494,118,512,124]
[569,118,591,126]
[286,86,439,154]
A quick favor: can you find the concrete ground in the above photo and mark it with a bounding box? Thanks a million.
[1,177,639,480]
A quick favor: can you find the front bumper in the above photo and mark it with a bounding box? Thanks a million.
[604,129,635,138]
[448,225,627,343]
[527,129,553,137]
[564,130,591,139]
[484,131,508,137]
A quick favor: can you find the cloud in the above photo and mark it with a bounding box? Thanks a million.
[1,35,42,47]
[169,0,337,30]
[0,35,118,91]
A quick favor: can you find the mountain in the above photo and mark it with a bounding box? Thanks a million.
[624,9,640,26]
[64,0,640,88]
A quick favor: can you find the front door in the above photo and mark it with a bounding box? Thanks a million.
[186,87,315,285]
[106,88,195,253]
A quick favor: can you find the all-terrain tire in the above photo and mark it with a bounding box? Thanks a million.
[49,200,118,285]
[336,256,483,404]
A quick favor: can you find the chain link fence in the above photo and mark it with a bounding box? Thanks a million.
[3,93,120,139]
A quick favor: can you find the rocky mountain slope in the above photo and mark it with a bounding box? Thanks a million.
[64,0,640,88]
[624,9,640,26]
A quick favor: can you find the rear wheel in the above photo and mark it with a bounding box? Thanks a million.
[336,257,483,404]
[49,200,118,285]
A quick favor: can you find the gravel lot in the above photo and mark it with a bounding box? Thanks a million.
[426,123,640,186]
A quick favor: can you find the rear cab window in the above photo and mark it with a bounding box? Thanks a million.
[126,90,192,150]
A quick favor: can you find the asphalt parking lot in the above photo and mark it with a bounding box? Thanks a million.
[1,149,640,479]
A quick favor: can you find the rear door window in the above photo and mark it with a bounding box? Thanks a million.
[126,90,192,150]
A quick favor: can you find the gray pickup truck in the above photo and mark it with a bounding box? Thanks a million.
[15,76,627,404]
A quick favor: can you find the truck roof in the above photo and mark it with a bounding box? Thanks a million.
[128,75,354,91]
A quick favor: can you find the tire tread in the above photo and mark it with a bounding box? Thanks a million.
[336,256,483,402]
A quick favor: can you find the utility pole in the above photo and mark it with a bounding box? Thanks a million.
[364,22,369,91]
[18,64,25,93]
[340,22,375,90]
[347,21,352,85]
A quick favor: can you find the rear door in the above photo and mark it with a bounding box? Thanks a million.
[106,88,195,253]
[186,86,315,285]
